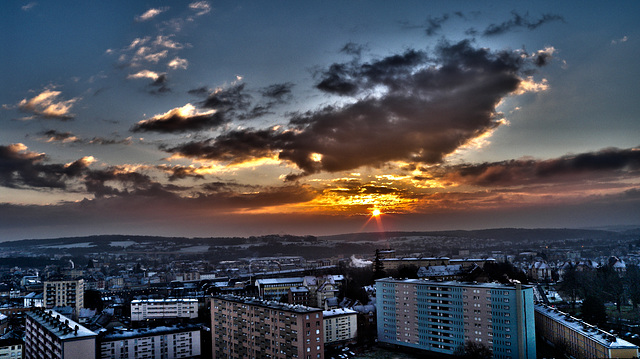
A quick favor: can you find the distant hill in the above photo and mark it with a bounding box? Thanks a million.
[318,227,635,243]
[2,227,637,247]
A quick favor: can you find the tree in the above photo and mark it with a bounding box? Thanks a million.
[581,295,607,326]
[84,289,104,311]
[558,263,580,310]
[625,265,640,310]
[454,341,492,359]
[598,266,624,312]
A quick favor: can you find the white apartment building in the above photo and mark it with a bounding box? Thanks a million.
[323,308,358,345]
[99,325,201,359]
[130,298,198,321]
[0,338,23,359]
[24,309,97,359]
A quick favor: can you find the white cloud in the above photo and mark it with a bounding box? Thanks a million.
[189,1,211,16]
[168,57,189,70]
[18,88,80,120]
[154,35,184,49]
[611,36,629,45]
[126,37,150,50]
[135,7,167,22]
[21,2,37,11]
[127,70,162,81]
[514,76,549,95]
[144,50,168,63]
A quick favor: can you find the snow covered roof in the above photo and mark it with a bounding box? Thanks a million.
[535,304,638,349]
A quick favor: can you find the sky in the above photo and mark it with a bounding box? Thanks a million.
[1,1,640,240]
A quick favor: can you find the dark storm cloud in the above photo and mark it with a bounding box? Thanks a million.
[441,147,640,186]
[156,165,205,181]
[164,128,294,163]
[194,183,319,208]
[236,82,295,120]
[187,86,210,96]
[340,42,366,57]
[483,11,564,36]
[0,144,90,189]
[131,109,225,133]
[424,14,450,36]
[39,130,132,145]
[260,83,294,101]
[149,74,171,94]
[83,168,182,198]
[40,130,81,143]
[315,48,426,96]
[200,83,251,111]
[166,40,544,179]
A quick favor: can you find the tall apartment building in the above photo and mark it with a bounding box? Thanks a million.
[323,308,357,345]
[24,309,97,359]
[376,279,536,359]
[211,295,324,359]
[99,324,201,359]
[535,303,639,358]
[130,298,199,321]
[43,279,85,317]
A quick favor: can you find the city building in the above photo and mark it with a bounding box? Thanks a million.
[0,313,7,335]
[130,298,199,321]
[323,308,357,346]
[289,286,312,306]
[0,338,23,359]
[211,294,324,359]
[255,277,304,300]
[374,249,494,273]
[23,292,44,308]
[376,278,536,359]
[24,308,97,359]
[535,303,639,358]
[43,279,85,317]
[99,324,201,359]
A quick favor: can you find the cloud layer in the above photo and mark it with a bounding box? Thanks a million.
[165,41,548,179]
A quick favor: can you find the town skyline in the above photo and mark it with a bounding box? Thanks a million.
[2,1,639,240]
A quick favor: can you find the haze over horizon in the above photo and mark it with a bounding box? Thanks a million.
[2,1,639,241]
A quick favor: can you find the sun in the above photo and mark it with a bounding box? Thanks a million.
[372,208,381,217]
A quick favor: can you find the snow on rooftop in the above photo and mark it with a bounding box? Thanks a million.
[535,304,638,349]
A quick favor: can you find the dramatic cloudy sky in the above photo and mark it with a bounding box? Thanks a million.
[2,1,639,240]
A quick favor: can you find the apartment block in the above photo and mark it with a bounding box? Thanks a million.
[376,279,536,359]
[535,303,639,358]
[323,308,357,345]
[24,309,97,359]
[43,279,85,317]
[0,338,23,359]
[255,277,304,300]
[211,295,324,359]
[99,324,201,359]
[130,298,198,321]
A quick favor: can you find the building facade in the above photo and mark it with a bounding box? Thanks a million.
[43,279,85,317]
[376,279,536,359]
[535,303,639,358]
[130,298,198,321]
[0,338,23,359]
[211,295,324,359]
[323,308,357,345]
[255,277,305,300]
[24,309,96,359]
[99,324,201,359]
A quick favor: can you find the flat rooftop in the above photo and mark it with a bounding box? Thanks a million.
[213,294,322,313]
[26,309,96,340]
[535,303,638,350]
